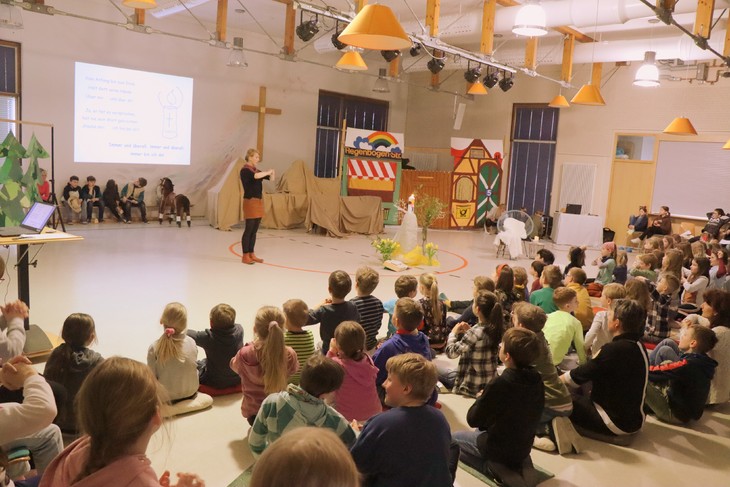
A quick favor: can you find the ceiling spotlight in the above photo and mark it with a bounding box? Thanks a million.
[427,58,445,74]
[483,70,499,89]
[373,68,390,93]
[332,30,347,50]
[633,50,660,87]
[227,37,248,68]
[499,72,514,92]
[296,14,319,42]
[409,43,422,57]
[512,0,548,37]
[381,50,401,62]
[464,66,481,84]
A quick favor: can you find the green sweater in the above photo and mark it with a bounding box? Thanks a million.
[534,331,572,413]
[543,310,587,366]
[530,287,558,314]
[629,267,658,282]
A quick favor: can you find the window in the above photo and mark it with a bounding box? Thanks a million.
[0,41,20,139]
[507,105,559,214]
[314,91,388,178]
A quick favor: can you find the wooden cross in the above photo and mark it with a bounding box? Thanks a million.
[241,86,282,159]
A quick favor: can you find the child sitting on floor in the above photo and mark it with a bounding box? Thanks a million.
[511,303,580,455]
[248,354,355,457]
[147,302,199,403]
[588,242,617,297]
[543,287,587,368]
[529,261,545,294]
[513,266,530,302]
[585,283,626,357]
[43,313,104,434]
[646,324,718,424]
[630,253,658,283]
[383,275,418,338]
[351,353,454,487]
[373,298,432,404]
[563,246,586,277]
[283,299,315,386]
[231,306,299,426]
[442,291,504,397]
[561,299,650,439]
[40,357,203,487]
[565,268,594,331]
[530,265,562,314]
[307,270,360,356]
[636,274,680,344]
[445,275,495,330]
[452,328,544,476]
[350,266,385,353]
[418,273,448,351]
[187,303,244,390]
[250,427,359,487]
[327,321,382,422]
[679,257,711,315]
[613,251,628,285]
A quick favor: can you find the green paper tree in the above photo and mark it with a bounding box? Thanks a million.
[22,134,48,203]
[0,131,29,225]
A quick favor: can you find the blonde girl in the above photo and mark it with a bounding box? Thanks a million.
[613,250,628,284]
[147,302,199,402]
[250,427,359,487]
[418,273,448,351]
[327,321,381,422]
[680,257,711,313]
[625,279,651,313]
[40,357,204,487]
[44,313,104,433]
[231,306,298,425]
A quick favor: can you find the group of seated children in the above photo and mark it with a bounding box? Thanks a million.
[60,175,148,224]
[2,245,729,487]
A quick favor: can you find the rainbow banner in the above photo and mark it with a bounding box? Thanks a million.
[344,128,404,160]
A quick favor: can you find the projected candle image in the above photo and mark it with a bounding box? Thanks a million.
[74,62,193,165]
[159,87,184,139]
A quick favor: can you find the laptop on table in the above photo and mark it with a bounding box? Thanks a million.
[0,202,56,237]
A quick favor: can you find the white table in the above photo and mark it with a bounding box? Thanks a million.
[551,213,604,247]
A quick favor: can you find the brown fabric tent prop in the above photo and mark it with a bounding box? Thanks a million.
[208,159,383,237]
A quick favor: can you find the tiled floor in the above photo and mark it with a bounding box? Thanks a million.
[18,222,730,486]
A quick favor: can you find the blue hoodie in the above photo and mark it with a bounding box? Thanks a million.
[649,351,718,422]
[373,332,432,388]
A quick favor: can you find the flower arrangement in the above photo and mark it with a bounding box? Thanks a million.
[424,242,439,266]
[371,237,400,262]
[414,191,447,247]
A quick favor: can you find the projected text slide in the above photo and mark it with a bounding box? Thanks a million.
[74,62,193,165]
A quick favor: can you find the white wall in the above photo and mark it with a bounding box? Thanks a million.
[3,0,408,215]
[404,62,730,222]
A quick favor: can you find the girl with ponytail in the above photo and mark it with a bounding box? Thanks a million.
[231,306,299,425]
[440,291,505,397]
[40,357,205,487]
[147,302,199,402]
[418,273,449,351]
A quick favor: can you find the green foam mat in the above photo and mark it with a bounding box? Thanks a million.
[458,460,554,486]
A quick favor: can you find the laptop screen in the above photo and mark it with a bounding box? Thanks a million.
[21,202,55,231]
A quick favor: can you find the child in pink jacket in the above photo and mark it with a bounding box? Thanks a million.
[327,321,382,422]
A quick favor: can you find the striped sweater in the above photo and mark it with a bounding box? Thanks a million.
[248,384,356,457]
[284,330,315,385]
[351,295,385,350]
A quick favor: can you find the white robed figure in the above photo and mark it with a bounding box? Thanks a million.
[394,194,418,253]
[494,217,527,259]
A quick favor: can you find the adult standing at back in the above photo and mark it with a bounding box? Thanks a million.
[633,206,672,244]
[240,148,274,265]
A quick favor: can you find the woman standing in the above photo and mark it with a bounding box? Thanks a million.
[240,148,274,265]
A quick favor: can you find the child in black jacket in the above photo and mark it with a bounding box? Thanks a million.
[453,327,544,474]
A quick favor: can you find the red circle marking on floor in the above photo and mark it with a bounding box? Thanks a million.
[228,242,469,276]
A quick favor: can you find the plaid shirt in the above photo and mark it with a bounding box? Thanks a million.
[645,281,674,339]
[444,323,497,397]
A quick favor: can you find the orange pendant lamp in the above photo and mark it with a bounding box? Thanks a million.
[122,0,157,8]
[663,117,697,136]
[548,94,570,108]
[571,84,605,106]
[467,82,488,95]
[335,48,368,71]
[337,4,411,51]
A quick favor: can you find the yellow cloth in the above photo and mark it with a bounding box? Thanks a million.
[567,282,595,331]
[395,245,440,267]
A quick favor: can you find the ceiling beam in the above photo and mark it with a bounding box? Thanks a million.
[389,57,400,78]
[525,36,538,71]
[427,0,440,87]
[480,0,497,55]
[283,1,295,55]
[135,8,145,25]
[693,0,715,39]
[725,20,730,57]
[216,0,227,42]
[561,34,574,83]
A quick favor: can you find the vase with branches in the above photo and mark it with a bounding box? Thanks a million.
[413,189,447,248]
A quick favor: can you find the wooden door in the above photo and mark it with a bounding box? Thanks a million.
[399,171,451,229]
[605,160,655,245]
